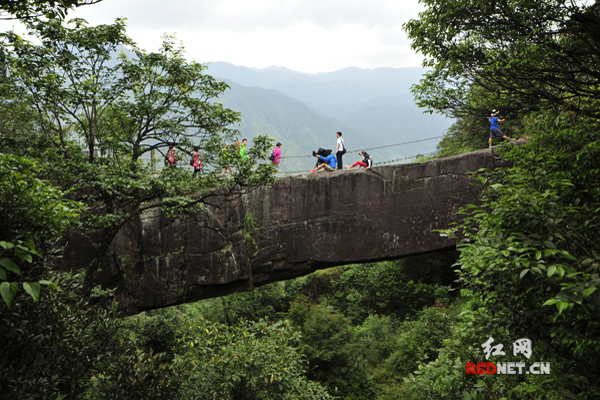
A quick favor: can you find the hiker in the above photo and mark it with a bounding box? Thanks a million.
[488,109,511,148]
[346,151,372,169]
[192,146,202,174]
[310,148,333,172]
[166,145,177,167]
[221,144,233,178]
[239,138,248,161]
[270,142,282,173]
[335,131,345,170]
[314,151,337,172]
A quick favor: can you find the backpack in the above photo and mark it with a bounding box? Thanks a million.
[189,156,194,166]
[268,151,276,161]
[341,138,347,154]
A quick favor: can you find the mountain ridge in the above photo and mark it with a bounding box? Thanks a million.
[208,62,453,167]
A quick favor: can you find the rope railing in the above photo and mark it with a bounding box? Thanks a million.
[279,135,445,159]
[277,151,439,175]
[275,116,526,173]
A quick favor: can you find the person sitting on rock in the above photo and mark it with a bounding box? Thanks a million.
[314,151,337,172]
[346,151,372,169]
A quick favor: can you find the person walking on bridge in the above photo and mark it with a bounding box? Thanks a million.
[239,138,248,161]
[221,143,234,178]
[192,146,202,174]
[166,145,177,167]
[270,142,282,173]
[488,109,511,148]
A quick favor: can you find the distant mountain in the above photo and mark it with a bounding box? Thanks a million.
[343,97,452,156]
[207,62,453,158]
[207,62,422,112]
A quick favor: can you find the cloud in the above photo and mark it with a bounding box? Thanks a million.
[173,22,425,73]
[2,0,425,73]
[72,0,422,31]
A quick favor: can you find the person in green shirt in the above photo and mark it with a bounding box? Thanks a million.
[239,138,248,160]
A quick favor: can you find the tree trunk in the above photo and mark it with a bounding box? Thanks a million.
[83,225,120,295]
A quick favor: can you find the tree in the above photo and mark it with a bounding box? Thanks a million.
[408,113,600,399]
[1,269,184,400]
[177,317,334,400]
[288,300,377,400]
[0,0,102,20]
[404,0,600,119]
[0,152,81,307]
[0,18,275,293]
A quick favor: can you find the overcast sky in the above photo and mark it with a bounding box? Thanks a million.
[27,0,427,74]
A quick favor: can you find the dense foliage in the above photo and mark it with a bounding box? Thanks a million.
[0,17,275,293]
[403,115,600,400]
[179,255,458,400]
[0,153,81,306]
[0,14,282,400]
[177,318,334,400]
[402,0,600,397]
[3,0,600,399]
[0,0,101,20]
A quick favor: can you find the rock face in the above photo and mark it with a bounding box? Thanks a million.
[61,147,512,315]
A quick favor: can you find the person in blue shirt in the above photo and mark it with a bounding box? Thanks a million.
[314,152,337,172]
[488,109,511,148]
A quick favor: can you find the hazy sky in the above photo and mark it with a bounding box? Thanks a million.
[36,0,427,74]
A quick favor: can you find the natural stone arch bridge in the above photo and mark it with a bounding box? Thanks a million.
[62,147,512,315]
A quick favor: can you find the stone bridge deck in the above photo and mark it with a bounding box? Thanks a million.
[63,147,512,315]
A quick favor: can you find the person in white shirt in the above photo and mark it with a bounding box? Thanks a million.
[335,131,345,170]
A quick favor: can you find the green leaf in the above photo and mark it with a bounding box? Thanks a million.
[547,265,557,278]
[0,241,15,250]
[543,299,558,306]
[582,259,594,267]
[39,280,61,291]
[582,287,597,298]
[559,250,576,261]
[23,282,41,302]
[0,257,22,276]
[21,241,37,251]
[535,251,542,260]
[556,301,568,313]
[1,281,19,307]
[0,267,6,281]
[519,269,529,279]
